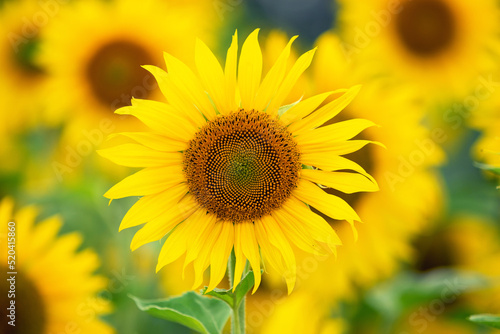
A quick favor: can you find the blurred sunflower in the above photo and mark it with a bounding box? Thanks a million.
[0,0,49,169]
[258,291,346,334]
[416,215,500,313]
[338,0,500,102]
[306,31,443,297]
[252,31,444,332]
[0,0,47,118]
[0,197,113,333]
[471,95,500,173]
[100,29,380,294]
[38,0,216,135]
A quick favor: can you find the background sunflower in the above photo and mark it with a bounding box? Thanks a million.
[2,0,500,333]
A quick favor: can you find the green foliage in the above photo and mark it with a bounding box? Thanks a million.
[469,314,500,329]
[131,292,232,334]
[202,270,255,310]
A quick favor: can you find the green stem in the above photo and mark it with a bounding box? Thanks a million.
[228,250,249,334]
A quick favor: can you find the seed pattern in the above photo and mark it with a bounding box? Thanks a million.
[183,109,301,222]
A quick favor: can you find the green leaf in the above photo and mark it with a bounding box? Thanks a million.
[130,291,231,334]
[366,269,488,319]
[201,288,234,307]
[474,162,500,175]
[202,270,256,309]
[469,314,500,329]
[233,270,256,307]
[277,99,301,117]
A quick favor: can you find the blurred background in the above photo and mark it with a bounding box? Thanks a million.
[1,0,499,333]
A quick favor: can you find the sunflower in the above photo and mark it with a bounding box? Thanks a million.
[249,31,444,332]
[0,197,113,333]
[38,0,217,138]
[258,291,346,334]
[99,29,379,293]
[296,31,443,298]
[471,94,500,173]
[0,0,48,166]
[337,0,500,102]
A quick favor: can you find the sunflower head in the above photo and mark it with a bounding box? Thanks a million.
[183,108,301,222]
[100,29,379,294]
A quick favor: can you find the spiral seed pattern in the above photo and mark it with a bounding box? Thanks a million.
[183,109,301,222]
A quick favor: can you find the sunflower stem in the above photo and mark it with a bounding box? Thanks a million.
[228,249,248,334]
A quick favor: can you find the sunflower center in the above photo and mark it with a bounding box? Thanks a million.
[1,269,46,334]
[395,0,456,57]
[86,40,154,108]
[183,109,301,222]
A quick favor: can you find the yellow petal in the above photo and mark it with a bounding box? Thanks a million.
[142,65,206,128]
[104,165,184,199]
[183,212,217,269]
[108,132,187,152]
[271,208,324,255]
[301,169,378,194]
[131,195,198,251]
[288,85,361,135]
[239,29,262,110]
[281,198,342,254]
[300,139,381,155]
[293,179,360,238]
[119,183,189,231]
[207,222,234,292]
[237,222,261,293]
[254,36,297,111]
[280,91,337,125]
[300,153,374,181]
[192,221,224,289]
[163,52,216,120]
[98,144,183,168]
[225,31,239,113]
[232,225,246,290]
[266,48,316,115]
[255,217,296,293]
[116,99,195,142]
[195,39,227,115]
[295,119,377,146]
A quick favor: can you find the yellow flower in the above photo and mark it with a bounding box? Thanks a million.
[471,95,500,171]
[300,31,443,298]
[100,29,379,294]
[38,0,217,133]
[257,291,346,334]
[0,0,47,116]
[0,197,113,333]
[252,30,444,331]
[338,0,500,102]
[0,0,48,165]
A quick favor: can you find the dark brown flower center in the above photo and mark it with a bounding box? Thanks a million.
[183,110,301,222]
[395,0,456,57]
[86,40,154,108]
[1,269,46,334]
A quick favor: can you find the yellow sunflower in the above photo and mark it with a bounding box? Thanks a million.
[0,197,113,333]
[294,31,443,298]
[38,0,217,138]
[99,29,379,293]
[249,30,443,332]
[0,0,48,117]
[471,94,500,172]
[338,0,500,102]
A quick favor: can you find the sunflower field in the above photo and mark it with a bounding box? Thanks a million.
[1,0,500,333]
